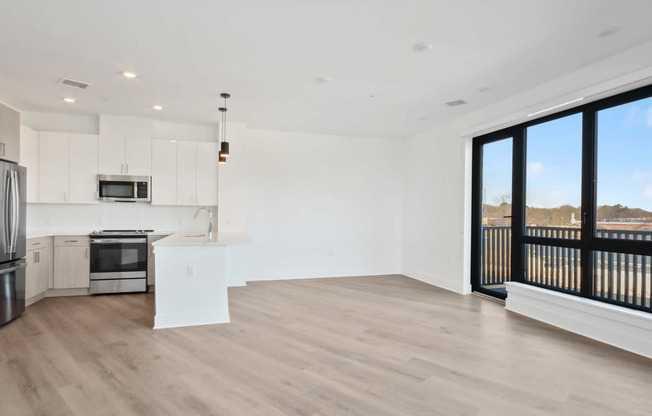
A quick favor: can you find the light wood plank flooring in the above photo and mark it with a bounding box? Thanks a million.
[1,275,651,415]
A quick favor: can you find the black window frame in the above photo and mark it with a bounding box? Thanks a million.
[471,83,652,312]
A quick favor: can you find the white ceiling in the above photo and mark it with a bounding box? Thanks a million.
[2,0,652,139]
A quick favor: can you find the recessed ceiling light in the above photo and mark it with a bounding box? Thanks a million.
[123,71,137,79]
[63,97,75,103]
[413,42,433,52]
[153,105,163,110]
[314,76,331,84]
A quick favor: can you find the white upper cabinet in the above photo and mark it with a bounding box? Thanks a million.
[176,141,197,205]
[196,141,218,206]
[37,132,98,204]
[125,135,152,176]
[19,125,39,202]
[39,132,69,203]
[98,115,153,175]
[151,139,177,205]
[0,102,20,163]
[69,134,99,203]
[98,134,126,175]
[151,139,218,206]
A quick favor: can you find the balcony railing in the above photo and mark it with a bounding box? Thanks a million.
[481,226,652,311]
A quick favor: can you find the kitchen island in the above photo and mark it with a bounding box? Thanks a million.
[152,232,251,329]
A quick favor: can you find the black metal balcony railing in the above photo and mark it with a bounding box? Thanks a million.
[481,226,652,311]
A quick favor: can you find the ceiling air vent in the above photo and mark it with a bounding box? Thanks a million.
[445,99,467,107]
[59,78,91,90]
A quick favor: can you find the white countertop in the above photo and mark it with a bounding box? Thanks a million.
[27,230,92,239]
[153,232,252,246]
[26,229,175,240]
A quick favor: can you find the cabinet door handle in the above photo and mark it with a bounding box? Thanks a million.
[34,251,38,263]
[32,242,41,245]
[63,191,68,202]
[121,163,124,173]
[125,164,129,174]
[0,142,5,156]
[85,248,89,258]
[65,240,78,243]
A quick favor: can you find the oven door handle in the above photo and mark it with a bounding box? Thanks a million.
[90,238,148,244]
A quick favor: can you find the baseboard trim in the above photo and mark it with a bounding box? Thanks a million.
[26,292,47,307]
[154,308,230,329]
[402,268,469,294]
[45,288,89,297]
[247,270,400,283]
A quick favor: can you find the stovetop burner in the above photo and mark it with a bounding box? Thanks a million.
[90,229,153,236]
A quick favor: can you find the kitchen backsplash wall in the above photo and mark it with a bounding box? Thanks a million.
[27,203,214,234]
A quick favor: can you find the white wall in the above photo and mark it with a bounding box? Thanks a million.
[21,111,99,134]
[402,122,471,293]
[402,39,652,294]
[19,107,404,284]
[227,126,404,282]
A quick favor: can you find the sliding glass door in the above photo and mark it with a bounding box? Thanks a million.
[477,137,513,297]
[472,84,652,313]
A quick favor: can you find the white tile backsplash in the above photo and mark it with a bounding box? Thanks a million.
[27,203,214,234]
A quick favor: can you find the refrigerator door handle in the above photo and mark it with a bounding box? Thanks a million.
[11,170,19,254]
[0,261,26,274]
[3,170,10,254]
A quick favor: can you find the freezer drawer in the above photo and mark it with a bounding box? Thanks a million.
[0,260,26,326]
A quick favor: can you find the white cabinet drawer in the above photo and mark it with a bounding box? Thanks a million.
[27,236,52,251]
[54,235,90,247]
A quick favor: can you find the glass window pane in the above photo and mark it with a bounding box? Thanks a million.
[526,114,583,239]
[481,138,512,293]
[596,97,652,235]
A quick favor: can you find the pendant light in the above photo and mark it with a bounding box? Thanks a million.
[219,92,230,160]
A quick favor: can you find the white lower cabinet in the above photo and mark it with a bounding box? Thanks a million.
[53,236,90,289]
[25,237,53,302]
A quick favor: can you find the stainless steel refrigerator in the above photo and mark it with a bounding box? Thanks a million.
[0,161,26,327]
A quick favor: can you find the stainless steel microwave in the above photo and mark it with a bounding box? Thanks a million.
[97,175,151,202]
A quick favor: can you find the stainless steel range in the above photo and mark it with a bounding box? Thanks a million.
[89,230,152,294]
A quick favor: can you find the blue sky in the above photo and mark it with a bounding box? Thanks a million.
[482,96,652,212]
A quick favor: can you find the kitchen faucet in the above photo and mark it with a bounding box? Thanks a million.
[194,207,213,239]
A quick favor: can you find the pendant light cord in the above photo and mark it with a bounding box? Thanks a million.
[223,95,227,143]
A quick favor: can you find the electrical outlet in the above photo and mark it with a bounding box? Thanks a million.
[187,265,195,277]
